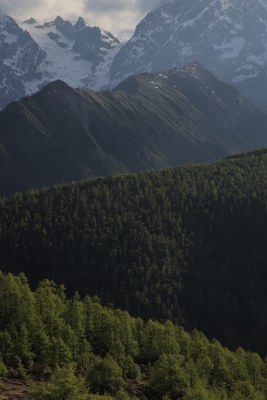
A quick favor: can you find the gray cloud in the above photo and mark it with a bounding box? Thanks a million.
[0,0,162,39]
[0,0,46,16]
[84,0,160,13]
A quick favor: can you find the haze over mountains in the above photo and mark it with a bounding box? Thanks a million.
[111,0,267,109]
[2,0,267,109]
[0,14,121,110]
[1,62,267,196]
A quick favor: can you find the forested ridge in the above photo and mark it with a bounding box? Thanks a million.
[1,149,267,355]
[0,271,267,400]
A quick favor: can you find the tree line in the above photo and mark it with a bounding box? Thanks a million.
[0,150,267,354]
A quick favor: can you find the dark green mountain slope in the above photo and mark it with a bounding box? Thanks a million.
[1,272,267,400]
[1,62,267,195]
[1,149,267,355]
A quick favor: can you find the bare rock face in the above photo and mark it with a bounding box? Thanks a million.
[0,14,46,110]
[110,0,267,109]
[0,14,121,110]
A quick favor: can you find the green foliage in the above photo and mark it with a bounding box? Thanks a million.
[88,356,123,394]
[149,353,188,398]
[89,395,115,400]
[2,151,267,355]
[183,385,212,400]
[0,271,267,400]
[26,364,89,400]
[230,381,264,400]
[0,357,7,377]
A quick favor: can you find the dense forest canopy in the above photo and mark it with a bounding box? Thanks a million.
[1,149,267,355]
[0,271,267,400]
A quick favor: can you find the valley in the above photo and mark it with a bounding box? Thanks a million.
[1,1,267,399]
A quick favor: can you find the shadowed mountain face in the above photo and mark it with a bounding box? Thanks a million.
[1,62,267,196]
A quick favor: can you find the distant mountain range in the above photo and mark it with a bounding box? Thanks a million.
[2,0,267,110]
[0,14,121,110]
[1,62,267,196]
[110,0,267,110]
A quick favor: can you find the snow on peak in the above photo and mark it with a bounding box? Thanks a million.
[0,14,17,29]
[110,0,267,92]
[0,13,122,110]
[19,15,121,90]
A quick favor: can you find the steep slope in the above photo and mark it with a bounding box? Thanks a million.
[0,14,121,110]
[110,0,267,110]
[0,14,46,110]
[1,272,267,400]
[21,16,121,90]
[2,149,267,355]
[235,68,267,111]
[1,63,267,195]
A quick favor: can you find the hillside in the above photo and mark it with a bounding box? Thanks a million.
[0,272,267,400]
[1,149,267,355]
[1,62,267,195]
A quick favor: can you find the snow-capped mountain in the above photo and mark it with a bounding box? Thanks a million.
[3,1,267,111]
[21,16,121,89]
[0,14,121,110]
[110,0,267,109]
[0,14,46,109]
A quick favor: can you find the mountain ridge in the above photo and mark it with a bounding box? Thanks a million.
[2,148,267,354]
[2,1,267,110]
[1,63,267,195]
[110,0,267,110]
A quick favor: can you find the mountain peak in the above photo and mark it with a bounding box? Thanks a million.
[110,0,267,109]
[75,16,86,31]
[54,16,65,26]
[0,14,16,26]
[22,17,37,25]
[41,79,72,93]
[184,61,206,70]
[1,65,267,197]
[0,13,121,110]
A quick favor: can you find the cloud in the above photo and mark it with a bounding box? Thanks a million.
[83,0,158,13]
[0,0,162,39]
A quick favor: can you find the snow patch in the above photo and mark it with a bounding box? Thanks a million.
[19,19,121,91]
[213,37,246,60]
[2,31,18,44]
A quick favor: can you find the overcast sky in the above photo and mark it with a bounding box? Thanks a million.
[0,0,162,40]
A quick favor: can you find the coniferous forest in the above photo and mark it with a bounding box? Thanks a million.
[3,1,267,398]
[0,149,267,359]
[0,271,267,400]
